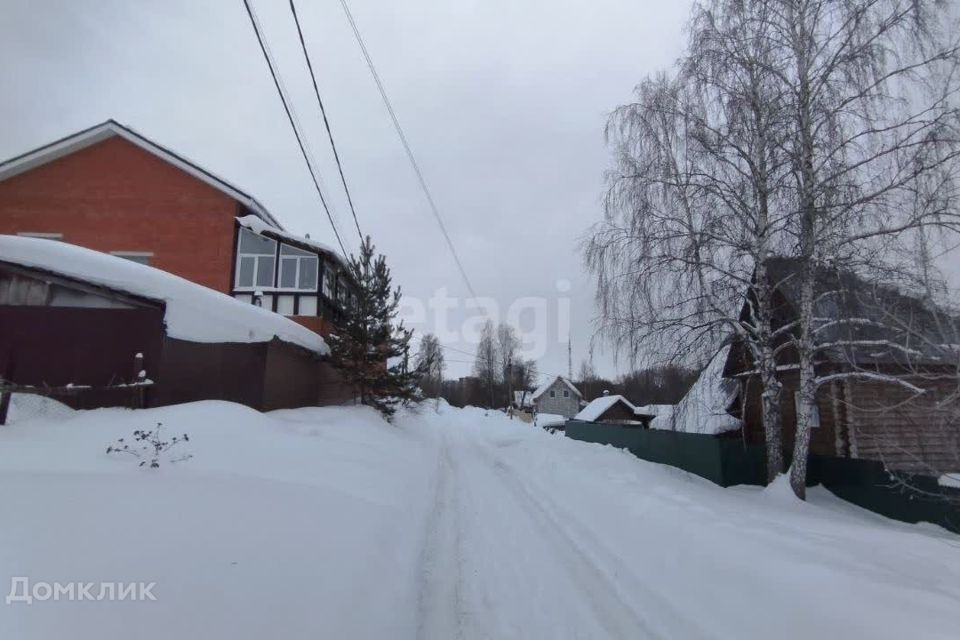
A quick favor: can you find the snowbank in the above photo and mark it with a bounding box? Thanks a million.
[663,345,741,434]
[0,400,958,638]
[0,235,328,355]
[4,393,75,425]
[534,412,566,428]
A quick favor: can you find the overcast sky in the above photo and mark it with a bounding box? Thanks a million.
[0,0,694,381]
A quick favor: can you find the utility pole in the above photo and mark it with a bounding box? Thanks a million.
[567,337,572,380]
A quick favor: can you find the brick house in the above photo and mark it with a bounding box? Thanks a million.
[0,120,355,338]
[0,120,357,411]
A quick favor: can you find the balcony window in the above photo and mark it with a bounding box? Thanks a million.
[278,244,318,291]
[236,228,276,289]
[323,264,336,298]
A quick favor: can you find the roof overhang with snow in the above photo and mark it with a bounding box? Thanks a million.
[0,235,329,356]
[574,394,652,423]
[0,120,283,230]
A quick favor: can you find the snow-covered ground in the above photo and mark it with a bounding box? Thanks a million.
[1,398,959,639]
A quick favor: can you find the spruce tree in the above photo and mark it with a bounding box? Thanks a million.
[327,236,423,420]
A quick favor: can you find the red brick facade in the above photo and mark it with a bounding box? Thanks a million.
[0,136,240,293]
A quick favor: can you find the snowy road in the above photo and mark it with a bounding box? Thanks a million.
[415,428,700,640]
[1,398,959,639]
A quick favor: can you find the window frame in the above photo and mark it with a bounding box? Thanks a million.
[234,228,278,292]
[276,245,319,292]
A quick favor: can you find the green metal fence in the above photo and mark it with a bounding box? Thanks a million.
[564,419,766,486]
[565,419,960,533]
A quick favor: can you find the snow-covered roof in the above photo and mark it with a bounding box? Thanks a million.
[0,235,329,355]
[574,394,637,422]
[0,120,283,229]
[531,376,582,401]
[535,413,567,428]
[668,345,741,434]
[236,215,348,271]
[636,404,676,429]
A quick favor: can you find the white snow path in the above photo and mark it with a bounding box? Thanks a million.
[414,425,702,639]
[1,399,959,639]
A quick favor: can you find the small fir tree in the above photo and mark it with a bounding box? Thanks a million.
[328,236,424,420]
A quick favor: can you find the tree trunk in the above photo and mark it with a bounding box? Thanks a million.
[759,347,784,482]
[789,2,817,500]
[790,262,817,500]
[754,257,784,482]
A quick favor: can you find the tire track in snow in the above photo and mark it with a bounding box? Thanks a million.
[472,438,709,640]
[415,433,467,640]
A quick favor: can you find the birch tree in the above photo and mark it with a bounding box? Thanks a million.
[762,0,960,497]
[586,0,794,481]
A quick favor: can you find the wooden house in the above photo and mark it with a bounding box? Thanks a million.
[574,393,654,427]
[724,258,960,474]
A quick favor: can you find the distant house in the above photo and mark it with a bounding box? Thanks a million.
[574,393,654,427]
[724,258,960,474]
[531,376,582,419]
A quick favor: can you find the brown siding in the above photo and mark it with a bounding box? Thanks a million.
[845,378,959,473]
[739,371,959,472]
[597,400,645,424]
[739,370,842,457]
[0,136,240,293]
[154,338,268,409]
[0,305,164,388]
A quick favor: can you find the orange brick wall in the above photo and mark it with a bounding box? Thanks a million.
[0,136,240,293]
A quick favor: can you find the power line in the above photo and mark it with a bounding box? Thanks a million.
[337,0,479,300]
[288,0,364,242]
[242,0,349,257]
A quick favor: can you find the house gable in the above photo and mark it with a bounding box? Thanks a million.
[0,120,281,229]
[0,126,267,294]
